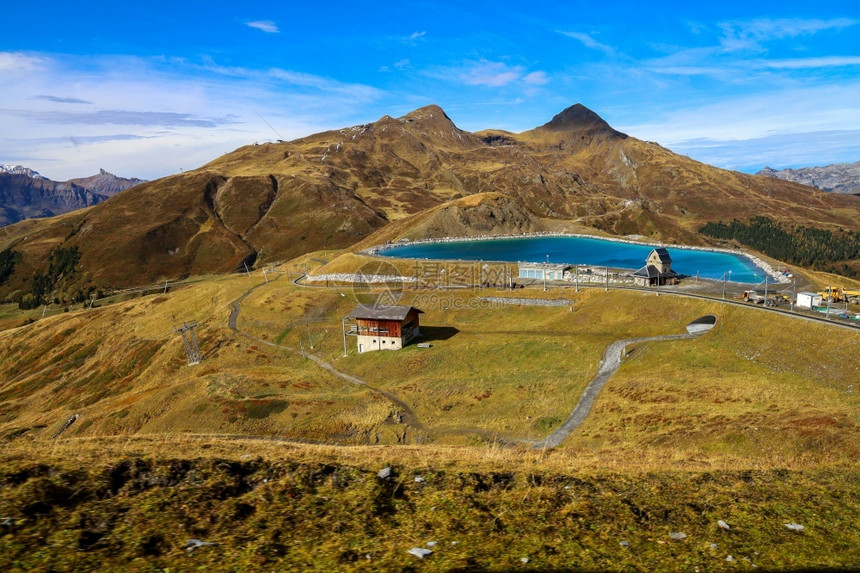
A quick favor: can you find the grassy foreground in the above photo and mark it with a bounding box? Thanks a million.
[1,439,858,572]
[1,254,859,570]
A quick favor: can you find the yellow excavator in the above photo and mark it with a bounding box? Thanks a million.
[818,286,860,304]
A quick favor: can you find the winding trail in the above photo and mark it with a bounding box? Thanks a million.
[532,331,704,449]
[228,276,426,434]
[228,275,712,448]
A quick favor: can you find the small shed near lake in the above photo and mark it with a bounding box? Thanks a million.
[796,292,822,309]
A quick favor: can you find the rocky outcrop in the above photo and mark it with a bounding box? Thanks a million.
[757,161,860,195]
[0,165,144,226]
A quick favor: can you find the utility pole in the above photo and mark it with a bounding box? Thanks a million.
[543,255,548,292]
[163,280,168,294]
[342,317,348,357]
[174,321,202,365]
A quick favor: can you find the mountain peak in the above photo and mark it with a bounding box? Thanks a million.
[402,104,449,120]
[538,104,626,138]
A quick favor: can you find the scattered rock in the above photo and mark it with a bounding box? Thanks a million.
[408,547,433,559]
[426,541,438,547]
[669,532,687,541]
[377,466,392,479]
[451,541,458,545]
[710,543,718,550]
[1,518,13,529]
[620,540,630,548]
[785,522,804,531]
[521,557,530,564]
[718,520,731,530]
[184,539,215,552]
[726,555,735,562]
[414,476,425,483]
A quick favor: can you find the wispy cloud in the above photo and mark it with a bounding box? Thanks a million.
[409,31,426,40]
[669,130,860,172]
[3,109,236,128]
[719,17,858,45]
[459,61,524,87]
[523,71,549,85]
[0,52,46,74]
[557,31,616,56]
[246,20,279,34]
[33,95,92,104]
[18,134,150,145]
[0,53,389,179]
[761,56,860,69]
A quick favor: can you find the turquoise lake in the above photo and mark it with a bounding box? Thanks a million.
[379,236,767,283]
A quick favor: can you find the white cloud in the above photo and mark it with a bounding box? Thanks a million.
[761,56,860,69]
[459,61,525,87]
[719,17,858,45]
[557,31,616,56]
[409,31,426,40]
[0,53,386,180]
[0,52,47,74]
[246,20,279,34]
[523,71,549,85]
[619,83,860,146]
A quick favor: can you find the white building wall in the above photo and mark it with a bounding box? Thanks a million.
[356,334,403,353]
[796,292,822,309]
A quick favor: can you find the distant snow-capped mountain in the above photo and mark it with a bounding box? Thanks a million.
[0,165,146,227]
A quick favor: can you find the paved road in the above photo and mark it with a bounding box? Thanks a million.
[228,277,723,448]
[532,330,705,449]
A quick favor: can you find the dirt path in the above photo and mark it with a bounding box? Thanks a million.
[532,331,704,449]
[227,276,425,433]
[228,276,712,448]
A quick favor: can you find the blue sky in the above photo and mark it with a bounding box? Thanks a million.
[1,1,858,180]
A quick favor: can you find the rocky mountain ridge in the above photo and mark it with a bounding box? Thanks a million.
[757,161,860,195]
[0,165,145,226]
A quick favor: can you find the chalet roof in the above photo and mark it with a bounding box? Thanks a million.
[650,248,672,263]
[350,304,423,321]
[633,265,678,279]
[633,264,661,278]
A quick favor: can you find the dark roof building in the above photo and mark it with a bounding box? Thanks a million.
[349,305,423,353]
[633,248,678,287]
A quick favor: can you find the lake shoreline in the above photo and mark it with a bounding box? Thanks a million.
[363,232,791,284]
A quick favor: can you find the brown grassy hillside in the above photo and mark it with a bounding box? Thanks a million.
[1,104,858,301]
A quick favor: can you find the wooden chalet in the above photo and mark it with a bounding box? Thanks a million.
[349,304,423,353]
[633,248,679,287]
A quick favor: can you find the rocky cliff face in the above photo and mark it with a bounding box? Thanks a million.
[757,161,860,195]
[0,165,145,226]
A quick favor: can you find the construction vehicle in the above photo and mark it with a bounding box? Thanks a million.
[818,286,860,304]
[743,290,787,307]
